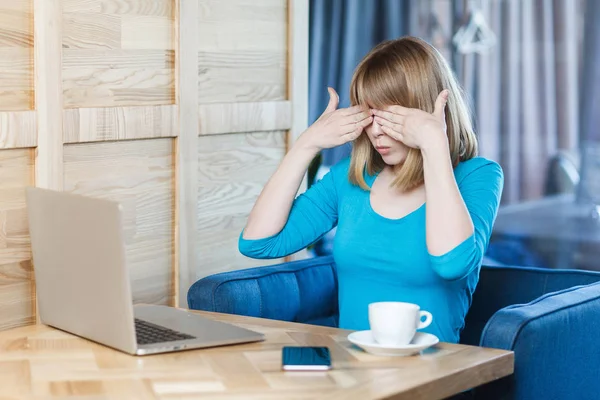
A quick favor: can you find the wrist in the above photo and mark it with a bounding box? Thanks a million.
[288,138,321,167]
[420,130,449,158]
[294,135,322,156]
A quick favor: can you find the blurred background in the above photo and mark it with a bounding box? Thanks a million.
[306,0,600,271]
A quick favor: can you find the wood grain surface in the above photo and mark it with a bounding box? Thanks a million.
[62,0,175,108]
[0,1,33,111]
[198,101,291,136]
[0,148,34,331]
[197,0,287,103]
[0,111,36,149]
[174,0,199,307]
[63,105,177,143]
[0,0,308,333]
[197,132,287,278]
[0,311,514,399]
[63,138,175,306]
[34,0,63,191]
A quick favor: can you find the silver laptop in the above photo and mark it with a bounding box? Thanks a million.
[25,187,264,356]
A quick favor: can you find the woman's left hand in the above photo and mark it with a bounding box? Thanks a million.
[371,89,449,150]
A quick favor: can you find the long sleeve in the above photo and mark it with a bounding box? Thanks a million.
[428,159,504,280]
[238,162,343,259]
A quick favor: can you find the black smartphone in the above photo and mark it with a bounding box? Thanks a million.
[281,346,332,371]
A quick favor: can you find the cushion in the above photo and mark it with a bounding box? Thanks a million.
[461,265,600,346]
[187,256,339,327]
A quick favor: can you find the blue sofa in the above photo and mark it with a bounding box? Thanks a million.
[188,255,600,400]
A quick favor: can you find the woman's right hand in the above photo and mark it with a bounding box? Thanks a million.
[298,87,373,152]
[243,88,369,241]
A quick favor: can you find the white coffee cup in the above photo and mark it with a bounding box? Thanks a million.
[368,302,433,346]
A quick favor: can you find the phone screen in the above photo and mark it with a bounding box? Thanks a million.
[281,346,332,371]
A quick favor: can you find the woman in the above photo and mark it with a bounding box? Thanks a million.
[238,36,504,344]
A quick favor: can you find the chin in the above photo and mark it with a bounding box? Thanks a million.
[380,153,407,166]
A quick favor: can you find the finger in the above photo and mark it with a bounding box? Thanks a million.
[322,87,339,115]
[380,125,404,142]
[371,109,404,124]
[342,125,364,142]
[341,115,372,134]
[342,111,372,125]
[374,115,403,130]
[433,89,449,120]
[340,105,371,116]
[360,115,374,127]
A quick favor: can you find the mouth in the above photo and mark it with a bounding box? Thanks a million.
[376,146,391,155]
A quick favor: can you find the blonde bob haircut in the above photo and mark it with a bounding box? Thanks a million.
[349,36,478,191]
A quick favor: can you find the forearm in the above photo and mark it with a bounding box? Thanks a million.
[422,139,474,256]
[243,139,319,239]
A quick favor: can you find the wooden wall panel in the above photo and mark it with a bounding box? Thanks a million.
[197,132,286,277]
[63,138,175,305]
[0,149,34,330]
[174,0,199,307]
[197,0,287,103]
[0,111,36,149]
[34,0,64,191]
[63,104,177,143]
[192,0,309,282]
[0,0,308,327]
[0,1,34,111]
[62,0,175,108]
[198,101,291,136]
[287,0,309,149]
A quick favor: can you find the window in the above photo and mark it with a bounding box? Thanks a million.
[308,0,600,270]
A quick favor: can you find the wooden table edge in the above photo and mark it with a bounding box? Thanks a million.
[190,309,515,399]
[0,309,515,400]
[321,349,514,400]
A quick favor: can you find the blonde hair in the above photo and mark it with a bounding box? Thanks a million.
[349,36,478,191]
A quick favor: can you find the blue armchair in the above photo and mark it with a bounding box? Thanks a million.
[188,255,600,400]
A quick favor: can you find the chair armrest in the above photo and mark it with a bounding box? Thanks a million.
[187,256,339,327]
[462,264,600,346]
[477,281,600,400]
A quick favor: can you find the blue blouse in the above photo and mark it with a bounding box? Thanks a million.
[239,156,504,343]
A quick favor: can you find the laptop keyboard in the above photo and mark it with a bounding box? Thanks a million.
[134,318,196,345]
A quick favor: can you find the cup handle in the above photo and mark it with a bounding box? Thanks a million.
[418,311,433,329]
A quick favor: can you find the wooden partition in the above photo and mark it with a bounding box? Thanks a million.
[0,0,308,331]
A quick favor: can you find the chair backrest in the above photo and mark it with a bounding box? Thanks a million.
[461,264,600,345]
[187,256,339,327]
[187,254,600,347]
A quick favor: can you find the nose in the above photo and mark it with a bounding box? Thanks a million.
[371,120,384,138]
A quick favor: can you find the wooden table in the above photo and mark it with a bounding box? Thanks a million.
[0,311,513,400]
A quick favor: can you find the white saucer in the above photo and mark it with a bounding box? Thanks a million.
[347,330,439,357]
